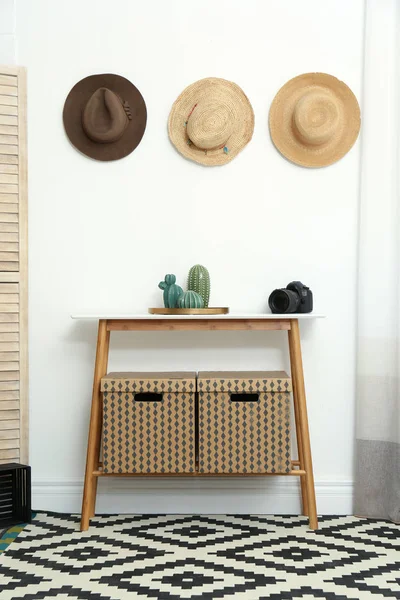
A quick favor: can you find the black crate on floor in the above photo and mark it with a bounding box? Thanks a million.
[0,463,31,528]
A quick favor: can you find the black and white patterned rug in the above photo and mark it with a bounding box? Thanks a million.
[0,512,399,599]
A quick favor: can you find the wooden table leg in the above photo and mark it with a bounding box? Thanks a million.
[288,319,318,530]
[80,319,110,531]
[288,332,309,517]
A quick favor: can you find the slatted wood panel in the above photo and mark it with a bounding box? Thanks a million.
[0,67,28,464]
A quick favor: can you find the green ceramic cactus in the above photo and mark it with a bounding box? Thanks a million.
[158,274,183,308]
[188,264,210,307]
[177,290,204,309]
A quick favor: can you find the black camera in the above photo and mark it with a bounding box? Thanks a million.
[268,281,313,314]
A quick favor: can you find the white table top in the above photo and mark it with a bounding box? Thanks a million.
[71,313,325,320]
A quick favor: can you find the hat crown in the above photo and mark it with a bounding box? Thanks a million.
[82,87,129,144]
[186,101,235,150]
[293,89,342,146]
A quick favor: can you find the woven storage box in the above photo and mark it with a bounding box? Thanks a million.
[101,372,196,474]
[198,371,292,474]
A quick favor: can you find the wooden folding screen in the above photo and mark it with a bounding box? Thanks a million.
[0,66,28,464]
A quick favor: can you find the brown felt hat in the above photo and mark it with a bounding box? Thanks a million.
[168,78,254,166]
[63,73,147,161]
[269,73,360,168]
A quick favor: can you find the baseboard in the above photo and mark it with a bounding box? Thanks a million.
[33,478,354,515]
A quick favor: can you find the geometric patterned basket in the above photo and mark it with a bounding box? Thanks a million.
[101,372,196,474]
[198,371,292,474]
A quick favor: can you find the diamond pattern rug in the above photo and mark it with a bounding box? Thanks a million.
[0,512,399,599]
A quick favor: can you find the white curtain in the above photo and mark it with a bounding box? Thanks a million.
[354,0,400,522]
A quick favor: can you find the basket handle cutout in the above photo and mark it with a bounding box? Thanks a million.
[134,392,163,402]
[229,393,259,402]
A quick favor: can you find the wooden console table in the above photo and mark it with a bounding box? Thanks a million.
[72,313,324,531]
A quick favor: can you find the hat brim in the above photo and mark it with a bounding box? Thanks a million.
[269,73,360,168]
[63,74,147,161]
[168,78,254,167]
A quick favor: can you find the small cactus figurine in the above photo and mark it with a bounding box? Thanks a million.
[188,264,210,307]
[177,290,204,309]
[158,274,183,308]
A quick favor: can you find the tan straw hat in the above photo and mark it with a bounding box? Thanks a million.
[269,73,360,167]
[168,78,254,166]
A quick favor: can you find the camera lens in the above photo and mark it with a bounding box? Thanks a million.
[268,289,300,314]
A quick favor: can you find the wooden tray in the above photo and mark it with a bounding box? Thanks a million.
[149,307,229,315]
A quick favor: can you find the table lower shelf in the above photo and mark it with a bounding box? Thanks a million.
[94,468,305,477]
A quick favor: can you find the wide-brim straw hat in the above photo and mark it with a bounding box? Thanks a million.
[168,78,254,166]
[269,73,360,168]
[63,73,147,161]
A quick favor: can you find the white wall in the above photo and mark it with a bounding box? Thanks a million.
[15,0,365,514]
[0,0,15,63]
